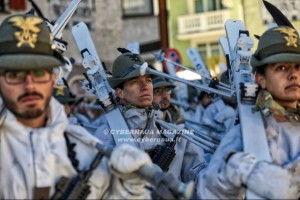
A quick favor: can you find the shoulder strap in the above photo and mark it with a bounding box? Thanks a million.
[64,132,80,172]
[0,105,7,127]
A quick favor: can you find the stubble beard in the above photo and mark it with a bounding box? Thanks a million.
[1,92,51,119]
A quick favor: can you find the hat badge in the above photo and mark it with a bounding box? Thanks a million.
[273,27,298,48]
[54,85,66,96]
[127,54,141,62]
[8,16,43,48]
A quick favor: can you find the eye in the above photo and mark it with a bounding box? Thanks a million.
[129,79,138,84]
[7,71,25,79]
[275,64,287,71]
[33,70,46,77]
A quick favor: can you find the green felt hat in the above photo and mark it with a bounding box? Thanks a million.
[107,52,153,89]
[53,84,76,104]
[0,14,65,70]
[251,26,300,71]
[152,77,175,89]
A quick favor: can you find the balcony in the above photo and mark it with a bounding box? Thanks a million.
[177,10,230,40]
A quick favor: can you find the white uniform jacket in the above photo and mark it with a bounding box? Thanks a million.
[0,98,150,199]
[94,107,207,183]
[196,109,300,199]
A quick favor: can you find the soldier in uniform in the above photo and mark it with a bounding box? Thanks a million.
[94,51,207,184]
[0,13,153,199]
[152,76,185,125]
[200,70,237,141]
[53,83,76,118]
[196,26,300,199]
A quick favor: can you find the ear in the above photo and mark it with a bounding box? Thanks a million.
[255,73,266,89]
[51,73,56,87]
[115,88,124,99]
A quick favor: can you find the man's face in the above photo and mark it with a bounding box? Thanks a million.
[116,75,153,108]
[255,63,300,108]
[153,87,172,110]
[201,94,213,108]
[0,70,56,119]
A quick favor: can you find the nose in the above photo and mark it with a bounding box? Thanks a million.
[24,73,35,90]
[140,79,151,91]
[161,90,170,97]
[288,65,300,80]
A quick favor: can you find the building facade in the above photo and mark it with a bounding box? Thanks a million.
[167,0,300,76]
[0,0,163,74]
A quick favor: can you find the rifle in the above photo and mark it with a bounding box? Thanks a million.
[51,151,104,200]
[156,119,217,154]
[66,131,195,200]
[151,121,180,172]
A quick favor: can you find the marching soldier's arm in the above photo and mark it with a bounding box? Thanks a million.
[195,125,245,199]
[195,124,300,199]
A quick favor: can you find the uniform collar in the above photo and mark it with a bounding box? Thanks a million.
[255,89,300,122]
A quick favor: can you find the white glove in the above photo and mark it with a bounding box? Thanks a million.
[108,144,153,199]
[109,144,152,175]
[226,152,299,199]
[225,152,256,187]
[247,161,299,199]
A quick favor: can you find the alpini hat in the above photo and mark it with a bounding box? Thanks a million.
[0,14,65,70]
[251,26,300,71]
[53,84,76,104]
[152,77,175,89]
[108,52,153,89]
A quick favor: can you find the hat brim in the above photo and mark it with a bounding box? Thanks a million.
[0,54,65,70]
[153,82,176,89]
[251,53,300,69]
[108,69,154,89]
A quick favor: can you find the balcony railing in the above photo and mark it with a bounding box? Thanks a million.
[177,10,230,35]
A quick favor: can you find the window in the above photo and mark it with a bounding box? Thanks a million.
[195,0,203,13]
[0,0,27,13]
[197,44,207,62]
[195,0,224,13]
[211,42,221,57]
[261,0,300,24]
[10,0,26,11]
[122,0,153,17]
[196,42,224,72]
[0,0,8,13]
[49,0,96,30]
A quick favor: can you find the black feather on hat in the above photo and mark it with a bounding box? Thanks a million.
[250,1,300,70]
[262,0,294,28]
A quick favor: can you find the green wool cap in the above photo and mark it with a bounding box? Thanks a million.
[0,14,65,70]
[251,26,300,71]
[108,52,153,89]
